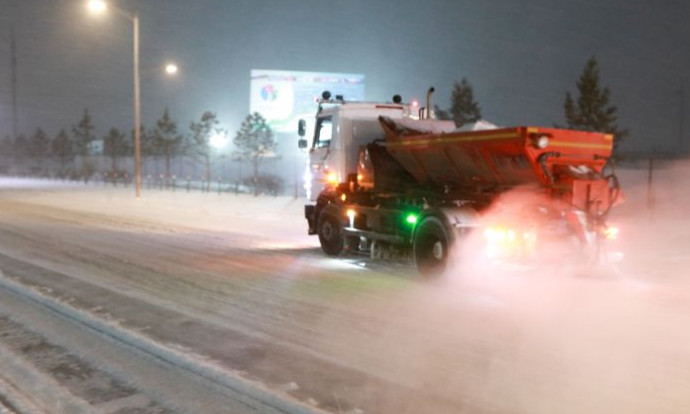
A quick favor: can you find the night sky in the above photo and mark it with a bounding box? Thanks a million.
[1,0,688,155]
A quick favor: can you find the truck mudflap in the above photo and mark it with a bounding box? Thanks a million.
[437,206,482,233]
[305,204,317,235]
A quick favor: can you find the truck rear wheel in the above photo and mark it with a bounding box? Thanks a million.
[317,204,345,256]
[413,216,451,277]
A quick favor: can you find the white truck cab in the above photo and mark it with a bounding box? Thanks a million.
[298,92,412,200]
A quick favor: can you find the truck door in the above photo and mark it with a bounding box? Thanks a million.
[308,115,334,200]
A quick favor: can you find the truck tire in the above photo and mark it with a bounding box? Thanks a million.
[317,204,345,256]
[413,216,451,277]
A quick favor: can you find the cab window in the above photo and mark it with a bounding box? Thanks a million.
[313,117,333,149]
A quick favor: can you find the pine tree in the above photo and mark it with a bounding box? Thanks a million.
[72,109,97,180]
[233,112,277,197]
[13,134,28,162]
[450,78,482,127]
[73,109,95,157]
[28,128,50,167]
[51,129,74,172]
[433,105,451,120]
[563,57,628,151]
[190,111,220,191]
[153,108,183,187]
[103,127,129,173]
[133,125,152,176]
[1,134,15,162]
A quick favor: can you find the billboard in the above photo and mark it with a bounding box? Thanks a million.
[250,70,365,133]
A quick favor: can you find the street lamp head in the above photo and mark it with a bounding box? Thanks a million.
[164,63,179,75]
[210,133,227,149]
[87,0,107,14]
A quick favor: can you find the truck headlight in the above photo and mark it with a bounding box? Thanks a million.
[604,226,619,240]
[346,209,356,228]
[534,135,550,149]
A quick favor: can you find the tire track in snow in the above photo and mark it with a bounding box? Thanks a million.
[0,193,509,414]
[0,200,431,376]
[0,270,331,414]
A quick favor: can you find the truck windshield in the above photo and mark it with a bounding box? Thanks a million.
[313,117,333,149]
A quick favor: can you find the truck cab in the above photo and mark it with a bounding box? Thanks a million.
[299,92,412,201]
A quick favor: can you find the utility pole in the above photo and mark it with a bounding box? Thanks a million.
[680,81,685,154]
[133,12,141,198]
[10,26,18,139]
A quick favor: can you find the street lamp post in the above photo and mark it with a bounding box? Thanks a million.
[132,12,141,198]
[88,0,142,197]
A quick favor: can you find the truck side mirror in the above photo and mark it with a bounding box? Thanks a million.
[298,138,308,149]
[298,119,306,137]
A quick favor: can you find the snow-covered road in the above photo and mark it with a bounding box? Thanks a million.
[0,168,689,413]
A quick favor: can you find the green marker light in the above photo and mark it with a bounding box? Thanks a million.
[406,214,418,225]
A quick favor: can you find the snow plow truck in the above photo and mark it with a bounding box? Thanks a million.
[298,88,620,276]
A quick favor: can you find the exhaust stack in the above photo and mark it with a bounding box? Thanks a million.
[420,86,435,119]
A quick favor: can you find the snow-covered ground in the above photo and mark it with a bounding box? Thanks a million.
[0,164,688,414]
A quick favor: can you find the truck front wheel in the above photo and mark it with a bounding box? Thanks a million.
[413,216,452,277]
[317,204,345,256]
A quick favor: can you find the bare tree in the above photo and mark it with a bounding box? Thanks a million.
[153,108,183,187]
[51,129,74,173]
[28,127,49,168]
[190,111,221,192]
[233,112,277,196]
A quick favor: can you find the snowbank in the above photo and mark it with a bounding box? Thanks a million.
[0,178,314,246]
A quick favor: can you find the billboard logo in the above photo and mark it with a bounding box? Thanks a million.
[250,70,364,133]
[261,84,278,101]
